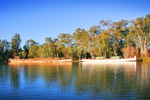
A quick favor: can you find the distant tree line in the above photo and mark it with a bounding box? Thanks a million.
[0,14,150,61]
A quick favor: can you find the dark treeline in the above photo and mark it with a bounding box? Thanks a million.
[0,14,150,61]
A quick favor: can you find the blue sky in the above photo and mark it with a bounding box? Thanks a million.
[0,0,150,48]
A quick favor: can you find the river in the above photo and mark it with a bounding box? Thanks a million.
[0,62,150,99]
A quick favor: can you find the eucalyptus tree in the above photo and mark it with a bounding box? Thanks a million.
[27,39,39,58]
[0,40,11,61]
[109,20,129,56]
[24,39,38,50]
[58,33,73,58]
[96,30,112,58]
[129,14,150,56]
[97,20,113,58]
[21,49,27,58]
[4,40,12,59]
[11,33,21,57]
[22,39,38,58]
[73,28,90,59]
[53,38,59,57]
[37,45,44,58]
[88,25,101,58]
[28,44,39,58]
[43,37,55,57]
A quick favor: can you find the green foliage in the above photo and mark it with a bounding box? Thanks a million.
[109,20,129,56]
[0,40,12,61]
[23,39,39,58]
[96,30,113,58]
[1,14,150,61]
[129,14,150,56]
[28,45,39,58]
[88,25,101,58]
[11,33,21,57]
[22,50,27,58]
[58,33,73,58]
[73,28,90,59]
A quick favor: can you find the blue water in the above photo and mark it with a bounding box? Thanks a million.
[0,62,150,99]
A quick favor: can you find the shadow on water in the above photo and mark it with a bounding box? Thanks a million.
[0,62,149,99]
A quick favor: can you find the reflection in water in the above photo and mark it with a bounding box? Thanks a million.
[0,62,150,99]
[78,62,137,98]
[10,65,20,90]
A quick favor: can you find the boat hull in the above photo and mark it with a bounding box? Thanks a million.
[80,58,136,62]
[59,59,72,62]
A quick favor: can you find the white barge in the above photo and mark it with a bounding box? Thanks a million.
[80,57,137,62]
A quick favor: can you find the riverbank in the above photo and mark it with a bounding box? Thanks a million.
[137,57,150,62]
[7,56,150,65]
[8,58,79,64]
[8,57,136,64]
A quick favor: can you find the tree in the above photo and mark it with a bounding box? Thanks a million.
[53,38,59,57]
[11,33,21,57]
[43,37,55,58]
[37,45,44,58]
[109,20,129,56]
[129,14,150,56]
[58,33,73,58]
[21,50,27,58]
[24,39,38,50]
[96,30,112,58]
[2,14,150,60]
[73,28,90,59]
[28,45,39,58]
[0,40,12,61]
[23,39,38,58]
[96,20,113,58]
[122,46,139,58]
[88,25,101,58]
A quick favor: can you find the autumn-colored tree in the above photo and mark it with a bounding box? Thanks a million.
[122,46,139,58]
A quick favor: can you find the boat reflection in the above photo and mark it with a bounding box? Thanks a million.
[0,62,149,99]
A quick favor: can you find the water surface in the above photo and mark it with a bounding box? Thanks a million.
[0,62,150,99]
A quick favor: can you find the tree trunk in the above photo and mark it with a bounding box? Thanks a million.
[139,36,144,56]
[144,46,148,57]
[124,54,126,58]
[113,48,117,56]
[105,51,106,58]
[91,52,93,59]
[140,46,144,56]
[144,37,148,57]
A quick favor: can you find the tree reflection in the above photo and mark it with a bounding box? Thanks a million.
[0,63,9,83]
[6,62,150,99]
[9,65,20,90]
[40,63,73,91]
[74,62,149,99]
